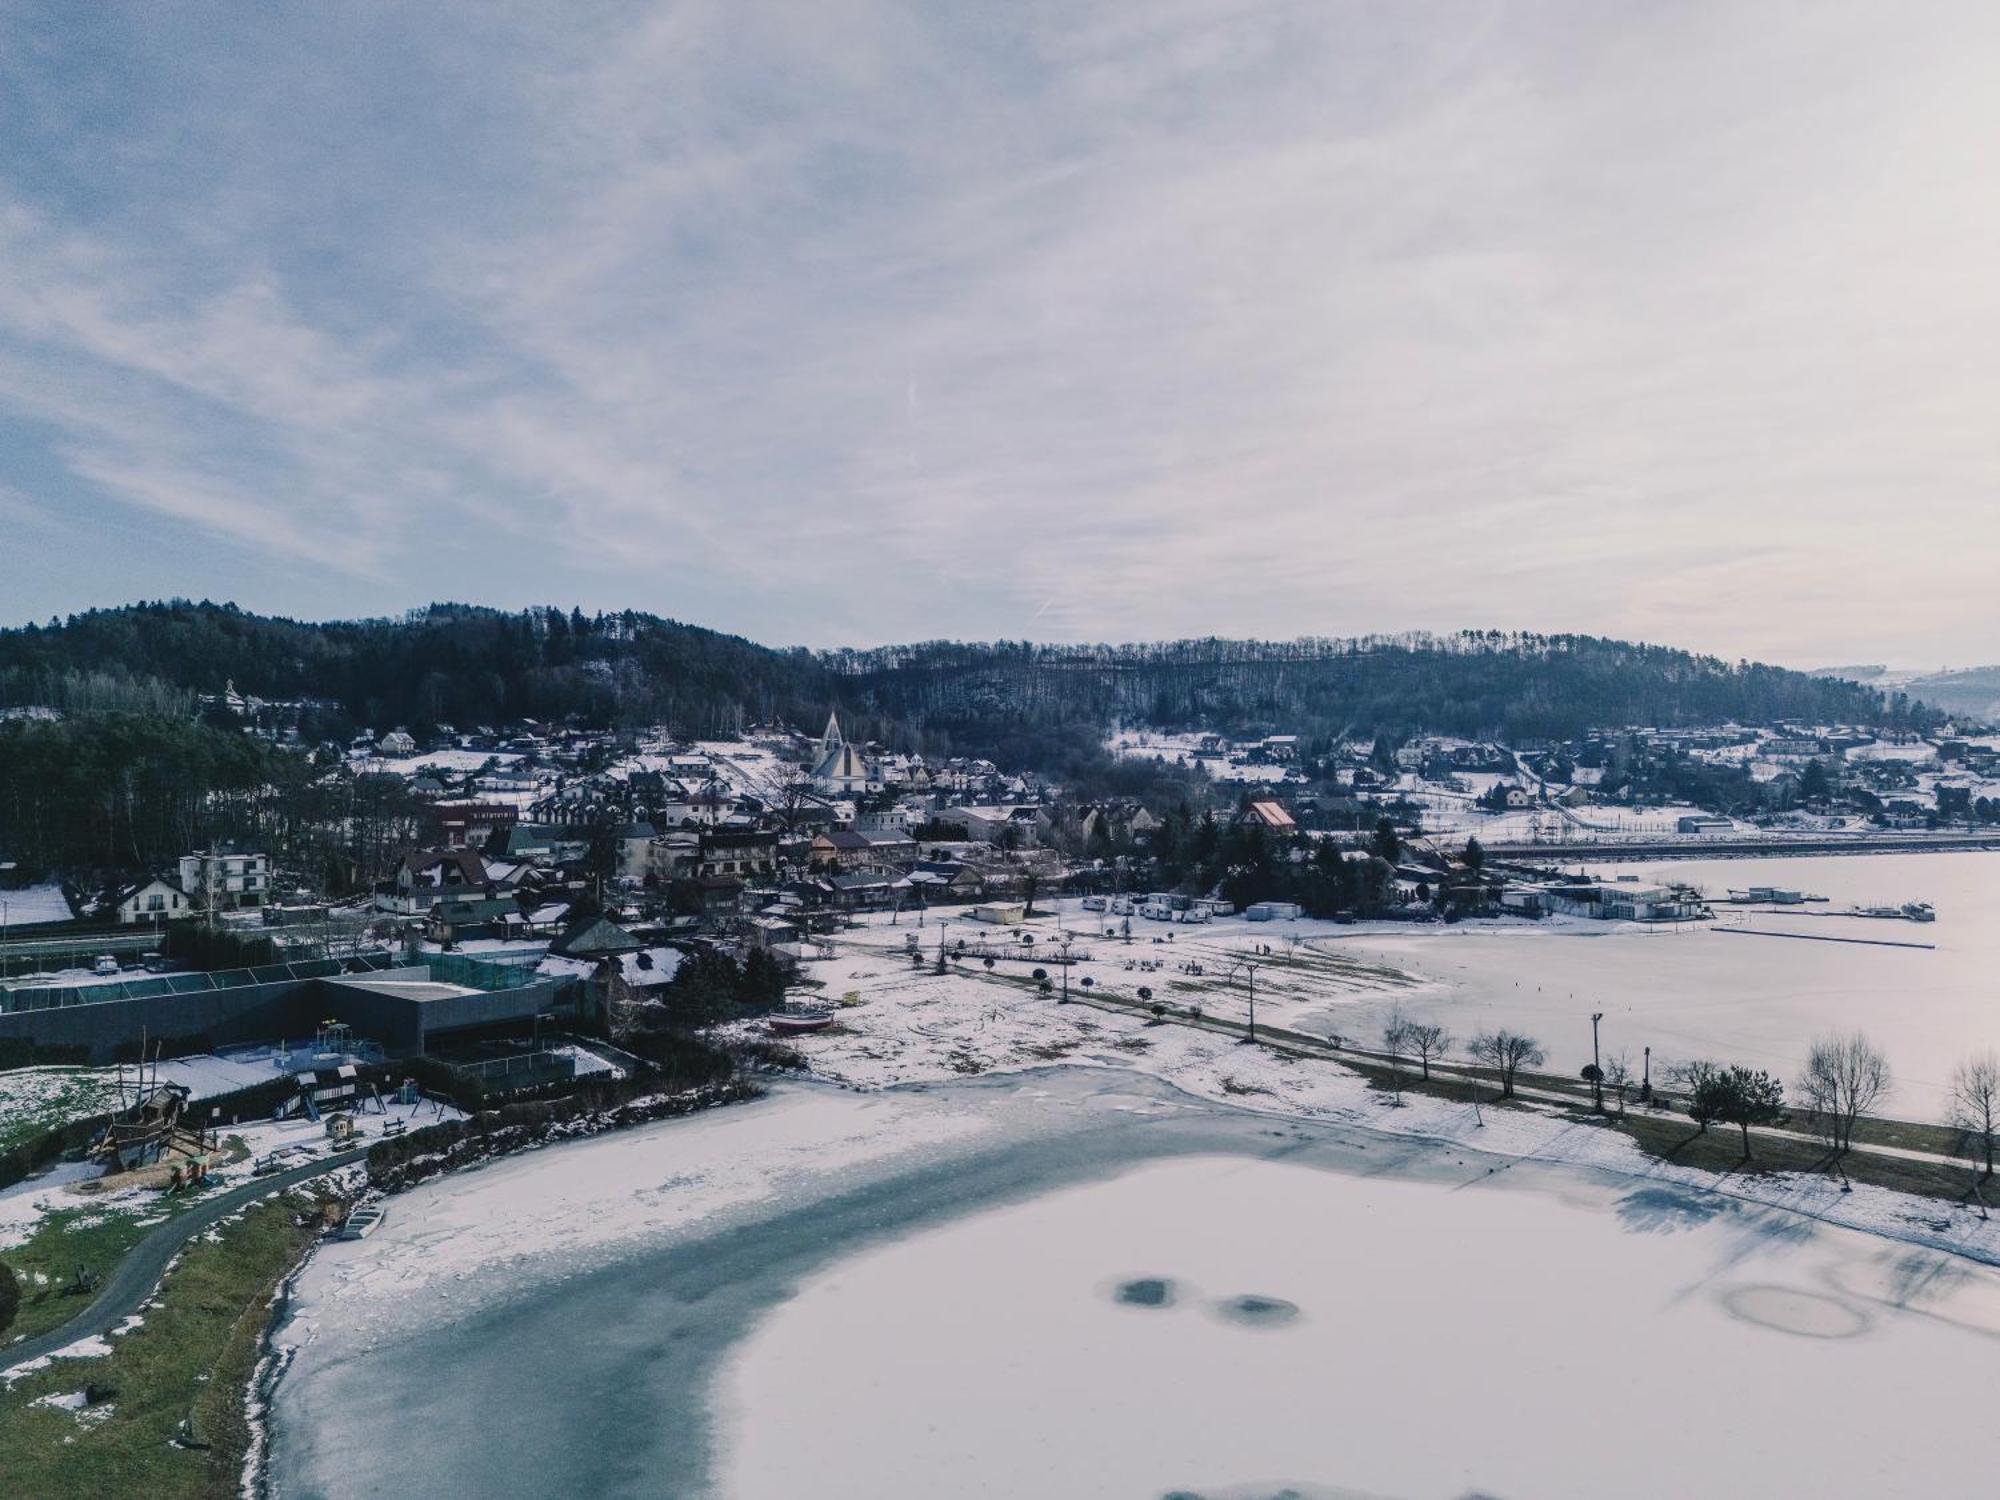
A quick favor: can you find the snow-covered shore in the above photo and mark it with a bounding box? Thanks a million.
[735,908,2000,1264]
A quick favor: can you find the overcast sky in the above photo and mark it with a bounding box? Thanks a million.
[4,2,1997,665]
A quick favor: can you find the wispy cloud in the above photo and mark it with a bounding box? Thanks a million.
[2,1,1998,661]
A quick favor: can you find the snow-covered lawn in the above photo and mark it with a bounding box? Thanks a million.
[350,749,521,776]
[737,903,2000,1262]
[0,883,74,925]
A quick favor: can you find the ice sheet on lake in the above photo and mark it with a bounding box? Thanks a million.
[718,1154,2000,1500]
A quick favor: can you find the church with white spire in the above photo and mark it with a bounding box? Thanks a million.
[810,709,874,795]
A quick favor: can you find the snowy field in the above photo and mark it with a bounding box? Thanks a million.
[1105,730,1293,783]
[735,904,2000,1258]
[786,853,2000,1123]
[349,748,522,776]
[0,883,74,925]
[1405,790,1731,842]
[720,1152,2000,1500]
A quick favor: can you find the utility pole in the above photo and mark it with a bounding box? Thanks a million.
[1641,1044,1652,1104]
[1590,1011,1604,1112]
[1234,959,1262,1043]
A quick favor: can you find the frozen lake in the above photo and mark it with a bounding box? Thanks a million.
[268,1076,2000,1499]
[1298,850,2000,1117]
[721,1153,2000,1499]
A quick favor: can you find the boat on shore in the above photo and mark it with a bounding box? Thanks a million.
[768,1009,837,1036]
[339,1199,387,1240]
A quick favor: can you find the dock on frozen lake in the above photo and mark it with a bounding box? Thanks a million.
[1713,927,1936,951]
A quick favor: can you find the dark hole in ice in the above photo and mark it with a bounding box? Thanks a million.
[1114,1277,1177,1308]
[1213,1293,1300,1327]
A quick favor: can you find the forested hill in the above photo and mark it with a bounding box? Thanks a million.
[837,635,1930,761]
[0,605,1924,753]
[0,602,828,739]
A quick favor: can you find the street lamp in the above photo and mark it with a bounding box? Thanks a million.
[1056,934,1074,1003]
[1590,1011,1604,1112]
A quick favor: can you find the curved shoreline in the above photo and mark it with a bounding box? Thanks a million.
[257,1067,2000,1498]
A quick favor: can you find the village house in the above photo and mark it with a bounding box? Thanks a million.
[178,847,271,912]
[904,860,985,900]
[1235,799,1298,832]
[116,876,192,925]
[614,821,657,882]
[378,848,496,916]
[649,831,703,882]
[699,828,780,881]
[859,828,918,866]
[430,801,519,849]
[828,869,898,910]
[813,829,877,870]
[931,804,1040,846]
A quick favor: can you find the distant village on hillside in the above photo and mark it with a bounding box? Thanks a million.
[5,690,1998,1081]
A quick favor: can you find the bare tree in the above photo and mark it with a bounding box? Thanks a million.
[1381,1009,1410,1105]
[1797,1032,1892,1158]
[1468,1029,1545,1100]
[1404,1020,1451,1082]
[1602,1050,1633,1118]
[1949,1051,2000,1185]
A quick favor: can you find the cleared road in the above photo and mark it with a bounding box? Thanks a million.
[2,1146,368,1371]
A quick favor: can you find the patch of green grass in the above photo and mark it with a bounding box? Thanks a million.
[2,1207,168,1345]
[0,1193,331,1500]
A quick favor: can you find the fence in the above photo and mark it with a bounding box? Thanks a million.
[0,952,398,1014]
[428,950,548,994]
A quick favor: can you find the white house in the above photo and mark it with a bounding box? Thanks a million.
[117,877,192,925]
[178,849,270,912]
[379,729,418,756]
